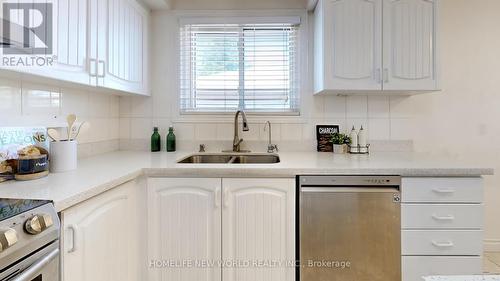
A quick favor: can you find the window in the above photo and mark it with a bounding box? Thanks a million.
[180,17,300,114]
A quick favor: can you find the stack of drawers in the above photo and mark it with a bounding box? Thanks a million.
[401,177,484,281]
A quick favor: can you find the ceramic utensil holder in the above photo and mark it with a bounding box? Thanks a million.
[50,140,77,173]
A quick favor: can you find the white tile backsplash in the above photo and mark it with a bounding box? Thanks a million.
[346,96,368,118]
[61,88,89,116]
[21,83,61,116]
[195,124,217,140]
[0,77,120,157]
[368,118,391,140]
[324,96,346,118]
[368,96,390,118]
[119,94,414,151]
[390,96,417,118]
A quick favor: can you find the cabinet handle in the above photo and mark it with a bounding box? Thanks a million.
[432,214,455,221]
[89,58,97,77]
[432,188,456,194]
[223,188,229,208]
[383,68,389,83]
[67,224,78,253]
[97,60,106,78]
[376,68,382,84]
[431,240,454,248]
[215,187,221,208]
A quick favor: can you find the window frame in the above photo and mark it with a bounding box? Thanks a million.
[175,11,308,123]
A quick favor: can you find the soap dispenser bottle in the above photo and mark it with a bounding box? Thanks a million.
[349,126,359,153]
[151,127,161,152]
[166,125,176,152]
[358,126,368,153]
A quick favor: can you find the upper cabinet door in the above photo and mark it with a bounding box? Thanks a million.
[383,0,438,91]
[97,0,150,95]
[323,0,383,91]
[147,178,222,281]
[222,178,295,281]
[1,0,91,86]
[50,0,91,85]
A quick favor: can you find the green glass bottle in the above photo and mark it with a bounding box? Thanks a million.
[151,127,161,152]
[166,125,176,152]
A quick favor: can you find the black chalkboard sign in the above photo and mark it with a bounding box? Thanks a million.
[316,125,340,152]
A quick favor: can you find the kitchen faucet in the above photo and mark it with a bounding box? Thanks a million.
[231,110,249,152]
[264,121,279,153]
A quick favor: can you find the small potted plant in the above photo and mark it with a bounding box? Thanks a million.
[330,132,351,154]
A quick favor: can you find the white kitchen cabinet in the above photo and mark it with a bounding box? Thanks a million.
[61,180,142,281]
[49,0,91,85]
[315,0,382,92]
[402,256,483,281]
[222,178,295,281]
[147,178,222,281]
[0,0,149,96]
[314,0,439,94]
[383,0,438,91]
[147,177,295,281]
[401,177,484,281]
[96,0,150,95]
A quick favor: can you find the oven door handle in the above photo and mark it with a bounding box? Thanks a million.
[12,248,59,281]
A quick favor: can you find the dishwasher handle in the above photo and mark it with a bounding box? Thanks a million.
[301,187,399,193]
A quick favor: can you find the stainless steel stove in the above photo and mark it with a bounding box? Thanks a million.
[0,199,60,281]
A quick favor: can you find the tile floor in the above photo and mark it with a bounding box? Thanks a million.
[484,252,500,274]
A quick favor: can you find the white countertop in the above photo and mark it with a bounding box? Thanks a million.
[0,150,493,212]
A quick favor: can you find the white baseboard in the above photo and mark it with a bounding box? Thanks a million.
[484,239,500,252]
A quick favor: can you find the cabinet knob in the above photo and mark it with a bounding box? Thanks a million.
[25,214,54,235]
[0,228,18,252]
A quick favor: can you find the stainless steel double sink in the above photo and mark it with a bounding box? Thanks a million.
[177,153,280,164]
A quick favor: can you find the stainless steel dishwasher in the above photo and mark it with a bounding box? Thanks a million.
[298,176,401,281]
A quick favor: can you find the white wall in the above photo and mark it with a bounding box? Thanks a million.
[0,73,121,158]
[408,0,500,250]
[119,10,414,152]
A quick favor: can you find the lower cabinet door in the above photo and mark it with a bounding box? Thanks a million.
[147,178,222,281]
[61,180,141,281]
[222,178,295,281]
[402,256,483,281]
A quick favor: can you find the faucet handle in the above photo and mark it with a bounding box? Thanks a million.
[267,144,279,153]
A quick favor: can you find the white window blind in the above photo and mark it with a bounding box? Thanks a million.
[180,18,300,114]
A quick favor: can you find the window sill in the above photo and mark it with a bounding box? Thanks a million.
[174,112,306,124]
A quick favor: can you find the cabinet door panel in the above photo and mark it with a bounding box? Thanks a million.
[147,178,222,281]
[10,0,91,85]
[383,0,438,90]
[222,178,295,281]
[324,0,382,90]
[99,0,149,95]
[62,180,141,281]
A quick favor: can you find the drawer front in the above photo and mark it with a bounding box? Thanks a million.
[402,256,482,281]
[402,204,483,229]
[402,178,483,203]
[402,230,482,255]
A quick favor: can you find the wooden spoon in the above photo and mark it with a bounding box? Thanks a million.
[47,128,61,142]
[71,122,90,141]
[66,114,77,140]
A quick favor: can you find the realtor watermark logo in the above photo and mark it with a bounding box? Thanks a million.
[1,1,55,67]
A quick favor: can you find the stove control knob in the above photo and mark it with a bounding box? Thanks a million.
[0,228,18,252]
[25,214,54,235]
